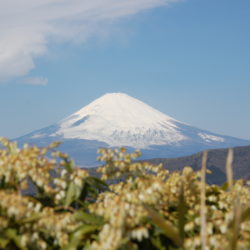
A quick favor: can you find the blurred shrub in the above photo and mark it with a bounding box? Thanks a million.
[0,138,250,250]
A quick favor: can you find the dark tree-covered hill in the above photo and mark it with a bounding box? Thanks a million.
[146,145,250,185]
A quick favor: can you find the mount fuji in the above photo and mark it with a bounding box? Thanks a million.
[16,93,250,166]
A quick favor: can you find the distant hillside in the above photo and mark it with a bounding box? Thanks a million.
[86,145,250,185]
[146,145,250,185]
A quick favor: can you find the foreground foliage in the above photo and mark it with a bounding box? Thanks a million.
[0,138,250,250]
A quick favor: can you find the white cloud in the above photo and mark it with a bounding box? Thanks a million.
[22,77,48,86]
[0,0,180,83]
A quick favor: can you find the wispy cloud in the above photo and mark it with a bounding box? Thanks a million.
[22,77,48,86]
[0,0,180,83]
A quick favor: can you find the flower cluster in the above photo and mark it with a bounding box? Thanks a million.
[0,138,103,249]
[90,148,250,250]
[0,138,250,250]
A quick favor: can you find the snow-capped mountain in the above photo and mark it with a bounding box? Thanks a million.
[33,93,186,148]
[17,93,250,166]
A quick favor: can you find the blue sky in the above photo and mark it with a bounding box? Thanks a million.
[0,0,250,140]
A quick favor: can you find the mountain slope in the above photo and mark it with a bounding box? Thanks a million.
[25,93,187,148]
[146,145,250,184]
[16,93,250,166]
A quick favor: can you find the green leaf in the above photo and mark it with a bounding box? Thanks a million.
[63,225,100,250]
[83,241,92,250]
[144,205,182,247]
[73,211,104,225]
[0,237,9,248]
[5,229,27,250]
[63,159,75,173]
[86,176,108,188]
[151,236,166,250]
[65,182,77,206]
[20,213,41,223]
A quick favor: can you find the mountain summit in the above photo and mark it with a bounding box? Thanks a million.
[54,92,186,148]
[17,93,250,166]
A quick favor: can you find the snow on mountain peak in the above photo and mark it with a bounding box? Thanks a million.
[54,92,187,148]
[23,92,250,164]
